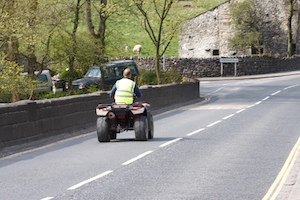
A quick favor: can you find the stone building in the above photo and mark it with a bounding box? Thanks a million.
[179,0,300,58]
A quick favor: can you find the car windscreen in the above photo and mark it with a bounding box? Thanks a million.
[84,68,101,78]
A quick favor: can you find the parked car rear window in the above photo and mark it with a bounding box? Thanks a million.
[127,65,138,76]
[104,67,116,78]
[38,74,48,82]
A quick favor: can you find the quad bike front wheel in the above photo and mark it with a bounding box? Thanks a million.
[134,116,149,141]
[97,117,110,142]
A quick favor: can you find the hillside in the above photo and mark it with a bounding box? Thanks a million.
[106,0,227,58]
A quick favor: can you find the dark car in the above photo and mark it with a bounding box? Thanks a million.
[72,60,139,91]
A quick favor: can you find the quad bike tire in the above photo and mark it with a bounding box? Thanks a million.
[134,116,149,141]
[97,117,110,142]
[110,131,117,140]
[148,113,154,139]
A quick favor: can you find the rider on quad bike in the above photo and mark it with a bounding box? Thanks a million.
[109,68,142,104]
[95,68,154,142]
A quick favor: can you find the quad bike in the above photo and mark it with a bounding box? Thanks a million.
[95,102,154,142]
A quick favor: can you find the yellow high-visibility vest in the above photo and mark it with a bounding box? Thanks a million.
[115,78,135,104]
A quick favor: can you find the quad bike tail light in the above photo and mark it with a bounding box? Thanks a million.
[131,106,145,115]
[117,115,126,119]
[132,103,143,110]
[97,105,103,109]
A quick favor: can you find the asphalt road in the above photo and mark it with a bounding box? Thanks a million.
[1,74,300,200]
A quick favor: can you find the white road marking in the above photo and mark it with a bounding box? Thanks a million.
[122,151,153,165]
[207,120,222,127]
[159,138,183,148]
[271,90,281,96]
[284,84,299,90]
[190,104,247,110]
[262,96,270,101]
[255,101,262,105]
[206,87,224,96]
[247,104,255,108]
[68,170,113,190]
[187,128,205,136]
[214,88,223,93]
[223,114,235,120]
[236,108,246,113]
[41,197,54,200]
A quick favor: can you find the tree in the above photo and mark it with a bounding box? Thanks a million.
[67,0,84,90]
[287,0,298,58]
[0,0,20,63]
[23,0,39,77]
[84,0,121,62]
[1,0,46,74]
[0,0,41,101]
[85,0,106,60]
[230,0,263,55]
[44,0,89,91]
[126,0,178,84]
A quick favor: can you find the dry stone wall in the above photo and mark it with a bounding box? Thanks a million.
[129,56,300,78]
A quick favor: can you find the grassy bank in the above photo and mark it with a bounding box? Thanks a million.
[105,0,226,58]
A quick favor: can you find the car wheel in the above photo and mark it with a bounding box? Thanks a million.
[97,117,110,142]
[134,116,148,141]
[148,113,154,139]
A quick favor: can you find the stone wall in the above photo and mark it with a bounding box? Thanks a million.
[130,56,300,78]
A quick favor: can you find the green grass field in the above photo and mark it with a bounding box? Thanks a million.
[105,0,227,58]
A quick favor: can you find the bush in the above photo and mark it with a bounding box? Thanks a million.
[87,85,99,93]
[138,69,157,85]
[161,69,182,84]
[0,90,11,103]
[59,67,80,83]
[37,91,68,100]
[0,53,37,102]
[138,69,182,86]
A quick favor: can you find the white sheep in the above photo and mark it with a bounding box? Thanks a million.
[133,44,142,54]
[125,45,129,52]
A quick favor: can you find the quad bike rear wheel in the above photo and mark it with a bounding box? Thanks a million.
[134,116,149,141]
[148,113,154,139]
[97,117,110,142]
[110,131,117,140]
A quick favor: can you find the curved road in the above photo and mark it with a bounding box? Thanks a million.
[1,74,300,200]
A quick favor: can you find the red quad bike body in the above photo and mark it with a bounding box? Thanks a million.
[95,102,154,142]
